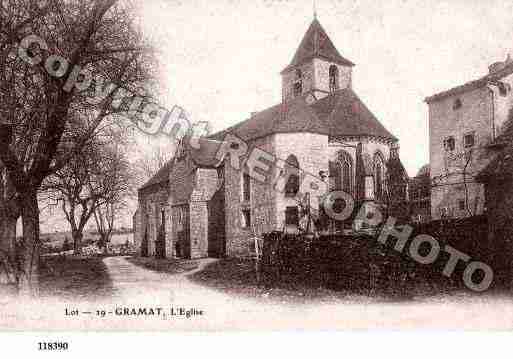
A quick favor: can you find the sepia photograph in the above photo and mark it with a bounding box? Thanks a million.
[1,0,513,350]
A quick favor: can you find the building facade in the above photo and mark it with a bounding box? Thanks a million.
[134,18,406,258]
[426,55,513,220]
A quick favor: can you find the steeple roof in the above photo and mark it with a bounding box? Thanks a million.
[281,18,354,73]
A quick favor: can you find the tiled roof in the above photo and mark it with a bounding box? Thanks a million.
[209,88,396,142]
[425,62,513,104]
[281,18,354,73]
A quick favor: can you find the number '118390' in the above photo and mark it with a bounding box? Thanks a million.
[38,342,69,351]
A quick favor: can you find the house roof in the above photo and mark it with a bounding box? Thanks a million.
[425,61,513,104]
[209,88,396,142]
[281,18,354,73]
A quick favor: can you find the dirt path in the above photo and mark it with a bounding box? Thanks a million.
[3,256,513,330]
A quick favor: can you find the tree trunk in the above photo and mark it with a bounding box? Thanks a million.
[18,191,40,297]
[0,214,17,284]
[100,234,109,255]
[72,230,83,255]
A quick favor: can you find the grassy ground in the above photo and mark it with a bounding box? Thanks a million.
[126,256,200,274]
[39,255,115,300]
[187,257,377,304]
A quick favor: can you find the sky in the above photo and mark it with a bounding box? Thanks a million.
[138,0,513,177]
[39,0,513,233]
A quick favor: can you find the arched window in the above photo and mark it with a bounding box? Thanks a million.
[329,150,353,194]
[284,154,300,197]
[329,65,339,92]
[293,69,303,97]
[374,152,386,200]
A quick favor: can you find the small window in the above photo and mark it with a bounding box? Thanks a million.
[453,98,462,110]
[242,173,251,202]
[241,209,251,229]
[440,207,448,218]
[329,65,339,92]
[444,136,455,151]
[463,133,475,148]
[285,206,299,226]
[458,199,466,211]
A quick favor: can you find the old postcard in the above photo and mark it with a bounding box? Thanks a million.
[1,0,513,340]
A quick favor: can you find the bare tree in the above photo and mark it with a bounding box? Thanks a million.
[0,0,157,294]
[41,131,127,254]
[93,145,131,253]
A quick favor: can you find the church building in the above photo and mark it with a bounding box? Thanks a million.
[134,17,404,259]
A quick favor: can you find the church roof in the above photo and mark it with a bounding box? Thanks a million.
[281,18,354,73]
[138,138,222,193]
[138,160,173,192]
[209,88,396,142]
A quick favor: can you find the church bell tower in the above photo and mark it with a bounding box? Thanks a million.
[281,17,354,103]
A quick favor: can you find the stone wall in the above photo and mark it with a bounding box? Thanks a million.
[189,201,208,258]
[274,132,329,227]
[224,135,276,257]
[281,62,315,101]
[313,58,352,94]
[135,183,169,257]
[208,170,226,257]
[281,59,353,102]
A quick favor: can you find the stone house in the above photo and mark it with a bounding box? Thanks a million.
[426,55,513,220]
[134,17,406,258]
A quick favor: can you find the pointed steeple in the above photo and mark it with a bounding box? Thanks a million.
[281,18,354,74]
